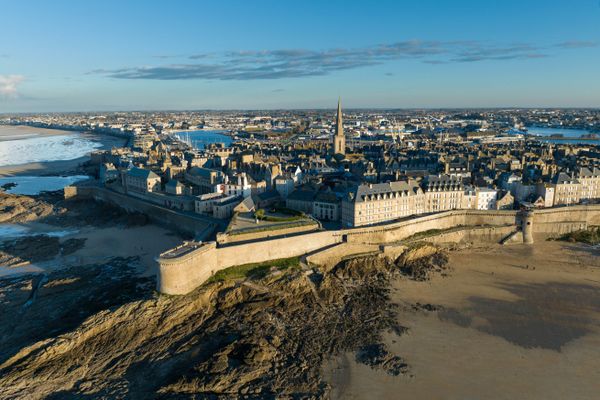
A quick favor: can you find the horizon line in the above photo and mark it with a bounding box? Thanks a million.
[3,106,600,115]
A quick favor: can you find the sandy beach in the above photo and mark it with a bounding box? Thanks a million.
[0,191,183,279]
[325,240,600,399]
[0,125,73,142]
[0,125,126,177]
[0,224,182,279]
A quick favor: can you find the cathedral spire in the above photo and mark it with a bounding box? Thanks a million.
[333,97,346,155]
[335,97,343,137]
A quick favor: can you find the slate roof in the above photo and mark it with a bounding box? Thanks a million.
[127,167,159,180]
[349,180,421,203]
[287,189,317,202]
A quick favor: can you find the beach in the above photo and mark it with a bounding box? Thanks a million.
[325,240,600,399]
[0,125,126,177]
[0,125,73,142]
[0,192,184,279]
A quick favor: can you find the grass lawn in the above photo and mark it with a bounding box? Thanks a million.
[207,256,300,283]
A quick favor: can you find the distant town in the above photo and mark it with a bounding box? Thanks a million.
[2,105,600,234]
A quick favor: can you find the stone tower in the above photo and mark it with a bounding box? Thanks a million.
[521,209,534,244]
[333,97,346,155]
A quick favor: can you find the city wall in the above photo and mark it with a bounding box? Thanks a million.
[159,231,341,294]
[341,210,518,244]
[65,185,215,238]
[533,206,600,235]
[66,184,600,295]
[157,205,600,295]
[413,225,518,246]
[216,221,320,245]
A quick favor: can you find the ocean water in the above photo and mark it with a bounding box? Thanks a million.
[175,130,232,149]
[0,224,77,241]
[525,126,600,145]
[0,175,89,195]
[0,134,102,167]
[526,126,593,138]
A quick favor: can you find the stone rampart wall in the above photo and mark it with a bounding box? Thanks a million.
[217,221,319,245]
[65,184,600,296]
[158,210,522,294]
[416,225,517,245]
[65,185,214,238]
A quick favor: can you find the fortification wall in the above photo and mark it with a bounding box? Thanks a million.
[157,210,520,294]
[306,243,380,270]
[150,204,600,295]
[217,221,319,245]
[158,242,218,295]
[216,231,341,269]
[533,205,600,227]
[342,210,518,244]
[64,185,214,238]
[418,225,517,245]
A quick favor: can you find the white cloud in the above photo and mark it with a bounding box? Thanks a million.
[0,75,25,97]
[94,39,595,81]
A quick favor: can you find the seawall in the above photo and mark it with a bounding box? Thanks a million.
[158,205,600,294]
[65,183,600,296]
[65,185,215,238]
[157,205,600,295]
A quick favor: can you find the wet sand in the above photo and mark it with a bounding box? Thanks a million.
[0,222,182,278]
[0,125,126,177]
[0,125,70,142]
[325,240,600,399]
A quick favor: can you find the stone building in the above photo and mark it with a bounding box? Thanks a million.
[185,167,224,194]
[423,175,464,213]
[341,180,423,227]
[552,168,600,206]
[125,167,161,194]
[552,172,580,206]
[313,191,340,221]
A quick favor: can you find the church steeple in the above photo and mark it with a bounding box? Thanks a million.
[333,97,346,155]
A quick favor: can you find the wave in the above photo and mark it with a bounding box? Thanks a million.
[0,134,102,167]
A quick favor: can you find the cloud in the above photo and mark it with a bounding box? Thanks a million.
[554,40,599,49]
[449,44,547,62]
[0,75,25,97]
[93,40,593,81]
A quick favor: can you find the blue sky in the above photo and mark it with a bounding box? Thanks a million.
[1,0,599,111]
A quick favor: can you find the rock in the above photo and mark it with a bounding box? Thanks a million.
[0,249,449,398]
[0,192,53,223]
[397,244,449,281]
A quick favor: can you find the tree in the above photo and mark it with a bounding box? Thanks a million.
[255,209,265,220]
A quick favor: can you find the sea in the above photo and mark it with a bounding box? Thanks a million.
[174,130,232,149]
[524,126,600,145]
[0,133,102,166]
[0,175,90,195]
[0,130,102,194]
[0,224,78,242]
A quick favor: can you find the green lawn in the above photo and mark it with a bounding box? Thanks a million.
[207,256,300,283]
[262,215,303,222]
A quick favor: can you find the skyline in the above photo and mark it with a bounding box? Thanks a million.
[1,0,600,112]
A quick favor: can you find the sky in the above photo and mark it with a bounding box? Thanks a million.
[1,0,600,112]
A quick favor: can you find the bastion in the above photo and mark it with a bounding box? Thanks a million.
[157,205,600,295]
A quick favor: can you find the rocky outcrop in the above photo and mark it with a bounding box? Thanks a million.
[0,192,54,223]
[0,246,449,399]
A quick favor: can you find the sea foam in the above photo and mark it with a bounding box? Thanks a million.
[0,134,102,167]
